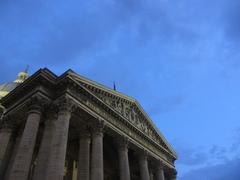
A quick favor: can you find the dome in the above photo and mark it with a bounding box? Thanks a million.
[0,82,20,98]
[0,68,29,99]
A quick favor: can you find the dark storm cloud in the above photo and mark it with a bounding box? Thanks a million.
[180,158,240,180]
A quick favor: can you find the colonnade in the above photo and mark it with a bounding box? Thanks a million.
[0,101,176,180]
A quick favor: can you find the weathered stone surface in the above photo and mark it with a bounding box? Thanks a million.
[0,127,12,177]
[90,121,104,180]
[139,152,150,180]
[78,130,91,180]
[33,115,55,180]
[8,107,42,180]
[156,165,165,180]
[46,103,71,180]
[117,137,131,180]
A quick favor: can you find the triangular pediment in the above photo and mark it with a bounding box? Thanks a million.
[67,71,177,158]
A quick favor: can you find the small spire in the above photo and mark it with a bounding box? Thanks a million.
[14,66,29,83]
[25,65,29,73]
[113,81,116,91]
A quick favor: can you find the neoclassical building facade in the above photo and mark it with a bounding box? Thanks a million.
[0,68,177,180]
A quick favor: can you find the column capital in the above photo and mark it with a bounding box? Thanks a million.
[116,136,129,151]
[0,115,14,131]
[138,149,149,162]
[90,119,105,137]
[55,96,76,115]
[155,160,165,170]
[79,126,91,140]
[27,96,46,115]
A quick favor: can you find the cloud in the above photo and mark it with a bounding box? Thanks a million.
[174,142,209,166]
[179,158,240,180]
[223,1,240,41]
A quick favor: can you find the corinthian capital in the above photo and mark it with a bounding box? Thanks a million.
[117,136,129,151]
[27,96,46,114]
[0,115,14,130]
[90,118,105,136]
[55,96,76,115]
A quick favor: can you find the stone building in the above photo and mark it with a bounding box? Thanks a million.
[0,68,177,180]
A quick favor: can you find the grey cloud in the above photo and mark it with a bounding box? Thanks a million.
[174,142,209,166]
[223,1,240,41]
[179,158,240,180]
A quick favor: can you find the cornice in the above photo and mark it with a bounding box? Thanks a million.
[67,72,177,159]
[63,76,176,162]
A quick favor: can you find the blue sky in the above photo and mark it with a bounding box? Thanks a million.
[1,0,240,179]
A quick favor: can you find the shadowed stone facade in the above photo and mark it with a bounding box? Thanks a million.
[0,68,177,180]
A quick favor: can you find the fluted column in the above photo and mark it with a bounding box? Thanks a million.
[33,112,56,180]
[8,102,42,180]
[117,137,130,180]
[46,99,72,180]
[90,120,104,180]
[139,152,150,180]
[155,163,165,180]
[0,123,12,177]
[77,129,91,180]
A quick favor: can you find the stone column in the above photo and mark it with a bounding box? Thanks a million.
[8,103,42,180]
[0,124,12,177]
[32,113,56,180]
[139,151,150,180]
[90,120,104,180]
[170,169,177,180]
[149,171,154,180]
[117,137,130,180]
[4,130,23,180]
[46,99,72,180]
[77,129,91,180]
[155,163,165,180]
[170,175,177,180]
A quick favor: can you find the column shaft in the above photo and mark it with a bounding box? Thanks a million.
[170,175,177,180]
[46,108,71,180]
[4,132,22,180]
[0,128,12,174]
[90,123,104,180]
[77,133,90,180]
[156,167,165,180]
[169,169,177,180]
[118,139,130,180]
[149,171,154,180]
[32,118,55,180]
[8,108,41,180]
[139,154,150,180]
